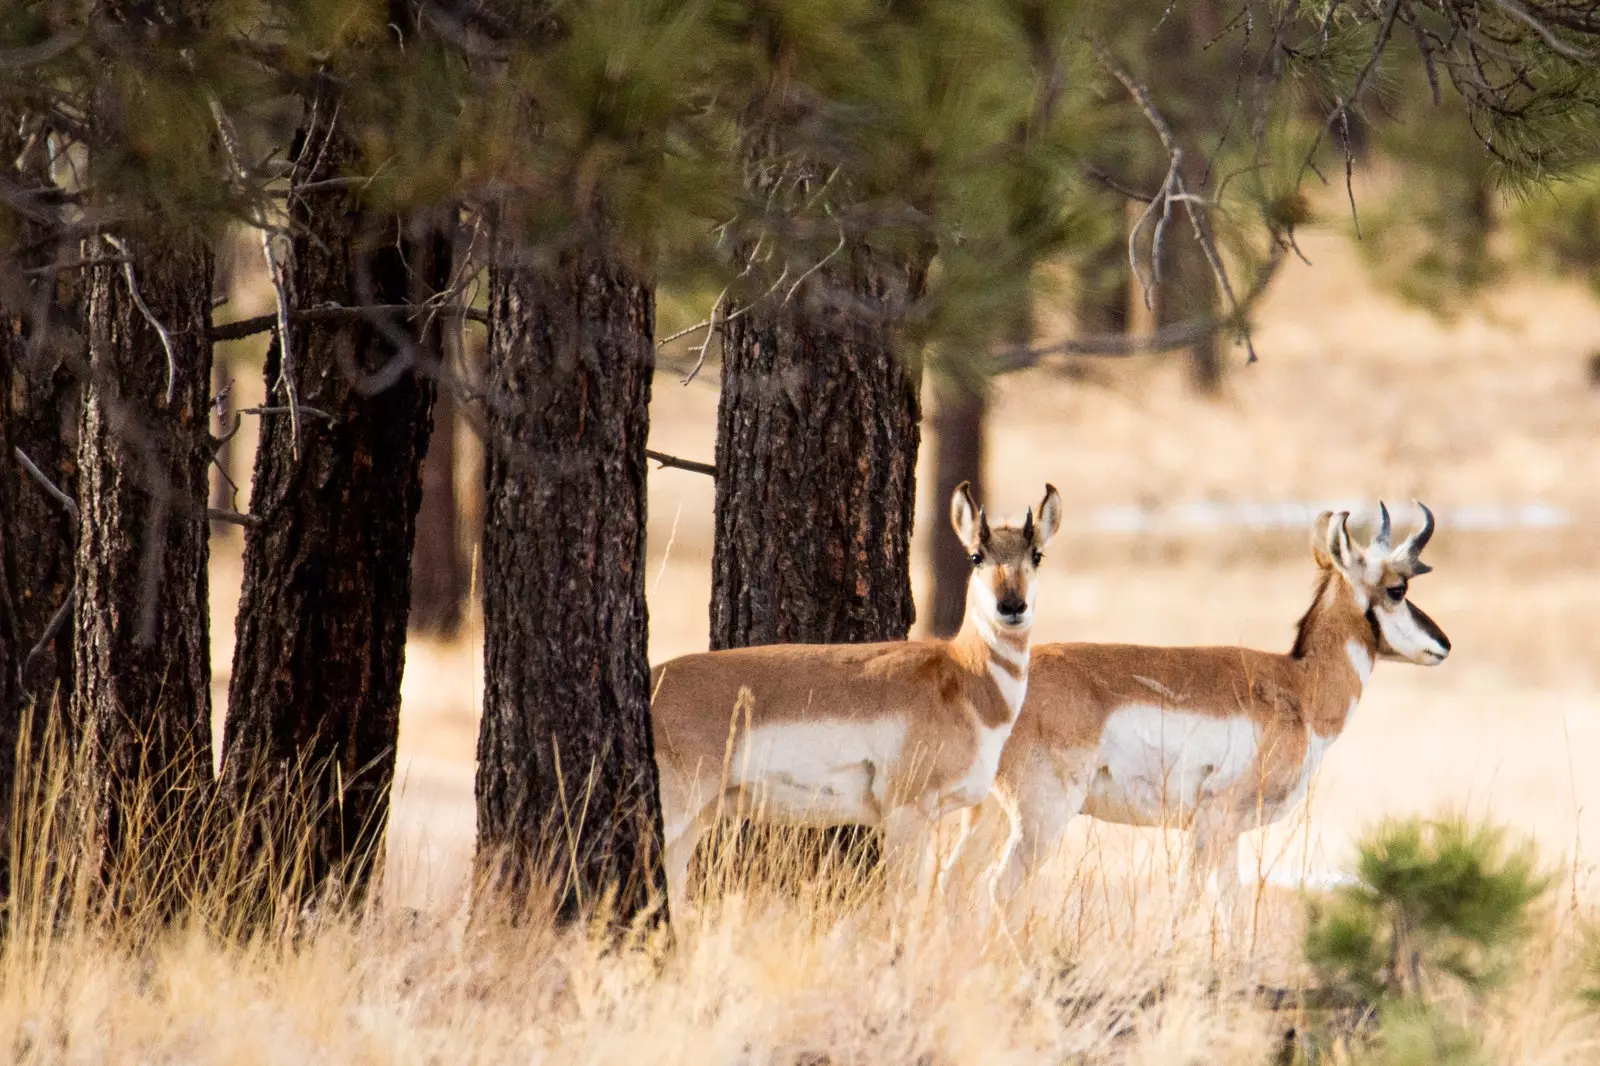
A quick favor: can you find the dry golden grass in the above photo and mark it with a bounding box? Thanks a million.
[66,217,1598,1062]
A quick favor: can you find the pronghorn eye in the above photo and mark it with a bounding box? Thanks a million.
[1386,582,1407,602]
[1031,549,1043,566]
[969,552,983,566]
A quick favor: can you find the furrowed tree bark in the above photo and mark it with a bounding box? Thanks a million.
[409,382,466,637]
[219,100,441,908]
[475,236,664,926]
[74,226,214,911]
[711,250,922,649]
[0,117,80,722]
[0,112,83,914]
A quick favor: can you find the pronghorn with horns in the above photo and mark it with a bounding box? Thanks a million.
[958,502,1449,902]
[650,482,1062,919]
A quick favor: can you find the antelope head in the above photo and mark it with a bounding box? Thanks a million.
[951,482,1062,631]
[1313,501,1451,666]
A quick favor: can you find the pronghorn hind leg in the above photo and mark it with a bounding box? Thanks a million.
[1188,816,1246,937]
[663,809,712,928]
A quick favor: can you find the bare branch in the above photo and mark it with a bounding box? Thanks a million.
[207,508,262,529]
[646,450,716,478]
[19,581,74,698]
[681,288,726,387]
[1496,0,1594,60]
[103,235,179,405]
[12,447,78,522]
[211,304,484,343]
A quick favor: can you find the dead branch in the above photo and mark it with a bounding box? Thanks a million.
[13,446,79,522]
[103,235,179,404]
[994,240,1286,373]
[211,304,486,343]
[645,450,716,478]
[207,508,262,529]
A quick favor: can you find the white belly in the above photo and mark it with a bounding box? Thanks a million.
[727,719,908,827]
[1082,705,1262,827]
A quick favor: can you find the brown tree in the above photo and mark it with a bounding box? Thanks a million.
[474,236,664,926]
[0,116,80,723]
[409,383,467,637]
[220,93,443,905]
[710,250,922,650]
[73,224,215,906]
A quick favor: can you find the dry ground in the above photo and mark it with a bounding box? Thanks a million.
[105,218,1600,1064]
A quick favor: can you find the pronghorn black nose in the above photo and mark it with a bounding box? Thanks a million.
[996,594,1027,623]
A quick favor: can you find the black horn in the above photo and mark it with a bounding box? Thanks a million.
[1373,501,1391,553]
[1022,506,1034,542]
[1395,500,1434,560]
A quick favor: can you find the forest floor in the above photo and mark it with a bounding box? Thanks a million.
[115,218,1600,1063]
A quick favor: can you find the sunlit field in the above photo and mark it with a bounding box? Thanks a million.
[28,219,1598,1063]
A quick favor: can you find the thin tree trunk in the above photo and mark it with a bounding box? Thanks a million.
[711,248,922,649]
[928,372,985,638]
[410,383,466,637]
[74,226,214,910]
[220,101,440,908]
[475,236,664,927]
[1163,0,1224,394]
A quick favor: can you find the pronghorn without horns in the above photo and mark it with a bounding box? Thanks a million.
[650,482,1063,919]
[962,502,1449,902]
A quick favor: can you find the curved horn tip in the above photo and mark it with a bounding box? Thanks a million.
[1374,500,1392,549]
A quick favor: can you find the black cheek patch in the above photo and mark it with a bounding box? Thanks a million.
[1408,603,1451,652]
[1364,605,1384,650]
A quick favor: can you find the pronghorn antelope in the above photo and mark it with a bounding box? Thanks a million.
[650,482,1063,918]
[965,502,1449,902]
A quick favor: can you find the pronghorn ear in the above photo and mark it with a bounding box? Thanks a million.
[1327,511,1360,573]
[1310,511,1336,569]
[1034,483,1062,547]
[950,481,981,547]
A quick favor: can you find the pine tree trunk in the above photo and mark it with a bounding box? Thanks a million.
[711,249,922,649]
[475,238,664,926]
[0,113,83,913]
[0,118,80,722]
[220,105,440,907]
[74,228,214,909]
[409,383,466,637]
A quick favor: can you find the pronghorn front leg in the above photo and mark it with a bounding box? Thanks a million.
[881,803,939,900]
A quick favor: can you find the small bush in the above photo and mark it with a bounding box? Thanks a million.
[1305,817,1548,1004]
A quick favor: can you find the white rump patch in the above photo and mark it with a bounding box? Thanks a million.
[1083,705,1261,827]
[726,718,909,827]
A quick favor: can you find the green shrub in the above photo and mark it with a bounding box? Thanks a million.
[1305,817,1548,1004]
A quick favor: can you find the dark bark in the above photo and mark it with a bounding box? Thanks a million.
[927,373,988,639]
[474,237,664,927]
[410,383,466,637]
[0,112,83,916]
[0,117,80,724]
[710,248,922,649]
[219,102,441,907]
[74,226,214,909]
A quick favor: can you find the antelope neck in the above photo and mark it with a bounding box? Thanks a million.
[1292,572,1378,739]
[955,600,1032,719]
